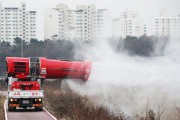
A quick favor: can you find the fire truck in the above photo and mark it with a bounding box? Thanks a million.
[6,57,92,111]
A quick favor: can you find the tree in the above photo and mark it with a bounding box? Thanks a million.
[30,38,39,44]
[12,37,28,57]
[122,35,155,56]
[13,37,21,45]
[23,39,45,57]
[0,41,12,76]
[0,41,12,57]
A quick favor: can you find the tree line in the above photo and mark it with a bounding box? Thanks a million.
[110,35,169,56]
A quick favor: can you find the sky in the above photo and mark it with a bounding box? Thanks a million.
[0,0,180,40]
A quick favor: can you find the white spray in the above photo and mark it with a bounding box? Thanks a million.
[63,38,180,119]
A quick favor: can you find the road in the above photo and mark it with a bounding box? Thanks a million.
[4,100,57,120]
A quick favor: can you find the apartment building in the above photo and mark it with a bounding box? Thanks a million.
[112,10,142,39]
[154,12,180,38]
[75,4,97,41]
[44,4,111,41]
[44,4,69,40]
[120,10,142,38]
[170,16,180,38]
[66,10,76,40]
[0,2,36,44]
[111,18,121,38]
[44,8,59,40]
[96,9,111,38]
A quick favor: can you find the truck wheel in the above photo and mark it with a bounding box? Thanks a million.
[39,108,43,111]
[35,107,43,111]
[8,107,16,112]
[8,107,12,112]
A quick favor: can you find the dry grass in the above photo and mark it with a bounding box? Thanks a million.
[0,80,7,91]
[43,80,180,120]
[0,95,5,120]
[43,80,129,120]
[0,80,6,120]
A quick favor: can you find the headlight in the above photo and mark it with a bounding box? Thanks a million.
[35,98,42,101]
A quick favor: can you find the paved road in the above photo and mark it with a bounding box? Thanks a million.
[5,100,56,120]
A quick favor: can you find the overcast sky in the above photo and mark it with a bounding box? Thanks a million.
[0,0,180,39]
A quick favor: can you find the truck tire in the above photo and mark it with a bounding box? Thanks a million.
[8,106,16,112]
[8,107,12,112]
[39,108,43,111]
[35,107,43,111]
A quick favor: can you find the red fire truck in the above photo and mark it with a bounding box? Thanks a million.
[6,57,92,111]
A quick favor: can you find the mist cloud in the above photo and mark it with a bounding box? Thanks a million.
[62,38,180,119]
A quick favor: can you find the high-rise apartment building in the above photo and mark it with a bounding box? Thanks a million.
[0,2,36,44]
[75,4,97,41]
[170,16,180,38]
[44,8,59,40]
[66,10,76,40]
[111,18,121,38]
[154,12,180,38]
[96,9,111,38]
[120,10,142,38]
[44,4,111,41]
[44,4,69,40]
[112,10,142,39]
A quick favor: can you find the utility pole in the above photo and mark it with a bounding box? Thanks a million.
[21,38,24,57]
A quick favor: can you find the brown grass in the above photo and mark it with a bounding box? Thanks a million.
[0,80,7,91]
[0,95,5,120]
[43,80,129,120]
[0,80,6,120]
[43,80,180,120]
